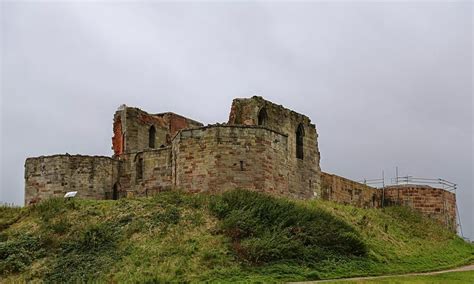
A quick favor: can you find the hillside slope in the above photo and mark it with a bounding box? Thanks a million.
[1,190,472,282]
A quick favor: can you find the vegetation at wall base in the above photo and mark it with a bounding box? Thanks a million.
[1,190,472,282]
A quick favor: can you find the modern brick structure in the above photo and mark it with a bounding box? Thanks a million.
[24,96,457,230]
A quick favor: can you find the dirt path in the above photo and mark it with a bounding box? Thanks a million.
[291,264,474,283]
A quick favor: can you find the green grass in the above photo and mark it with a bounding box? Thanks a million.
[0,190,472,282]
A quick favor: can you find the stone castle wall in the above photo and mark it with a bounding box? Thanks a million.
[321,172,380,208]
[171,125,316,198]
[319,173,456,230]
[112,107,202,156]
[228,97,321,196]
[24,96,457,231]
[25,155,119,205]
[118,148,173,197]
[384,185,457,231]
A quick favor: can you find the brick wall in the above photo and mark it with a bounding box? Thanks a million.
[24,155,119,205]
[321,172,380,208]
[157,112,203,139]
[384,185,457,231]
[112,115,124,155]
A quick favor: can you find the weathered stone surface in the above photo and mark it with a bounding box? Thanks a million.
[171,125,311,198]
[24,96,457,231]
[384,185,457,231]
[112,107,203,155]
[228,96,321,197]
[118,147,173,197]
[321,172,380,208]
[25,155,119,205]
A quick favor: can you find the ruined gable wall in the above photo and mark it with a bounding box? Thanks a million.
[113,108,203,155]
[116,108,169,154]
[25,155,119,205]
[384,185,457,231]
[228,97,321,197]
[117,148,173,197]
[172,125,316,199]
[157,113,203,139]
[321,172,380,208]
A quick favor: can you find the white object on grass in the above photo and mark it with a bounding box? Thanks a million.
[64,191,77,198]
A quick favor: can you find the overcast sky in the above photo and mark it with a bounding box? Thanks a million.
[1,1,472,238]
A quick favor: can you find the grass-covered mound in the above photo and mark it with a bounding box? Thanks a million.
[209,190,367,264]
[0,190,472,282]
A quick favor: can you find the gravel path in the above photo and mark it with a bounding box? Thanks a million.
[291,264,474,283]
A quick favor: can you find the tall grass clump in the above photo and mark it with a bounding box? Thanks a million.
[31,197,76,222]
[209,190,367,265]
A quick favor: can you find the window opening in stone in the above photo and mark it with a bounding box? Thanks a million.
[112,183,119,200]
[296,123,304,159]
[149,125,156,148]
[258,107,268,126]
[136,157,143,182]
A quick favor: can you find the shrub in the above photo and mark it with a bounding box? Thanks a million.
[0,234,45,275]
[209,190,367,265]
[46,222,122,282]
[49,218,70,234]
[78,222,119,251]
[152,206,181,226]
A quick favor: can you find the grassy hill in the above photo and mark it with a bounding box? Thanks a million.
[1,190,472,282]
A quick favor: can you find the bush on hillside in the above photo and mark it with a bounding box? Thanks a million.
[0,234,45,275]
[209,190,367,264]
[46,222,122,282]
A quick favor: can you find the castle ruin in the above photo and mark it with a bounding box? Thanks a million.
[24,96,457,231]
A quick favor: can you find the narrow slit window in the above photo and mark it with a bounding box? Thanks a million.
[149,125,156,148]
[257,107,267,126]
[296,123,304,159]
[136,157,143,182]
[112,183,118,200]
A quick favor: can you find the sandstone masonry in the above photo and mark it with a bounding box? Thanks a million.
[24,96,457,231]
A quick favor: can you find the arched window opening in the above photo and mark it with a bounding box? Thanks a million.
[136,157,143,183]
[112,183,119,200]
[257,107,268,126]
[296,123,304,160]
[149,125,156,149]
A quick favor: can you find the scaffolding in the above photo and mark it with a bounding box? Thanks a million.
[358,171,462,237]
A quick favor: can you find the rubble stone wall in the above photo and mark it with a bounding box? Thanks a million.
[24,155,119,205]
